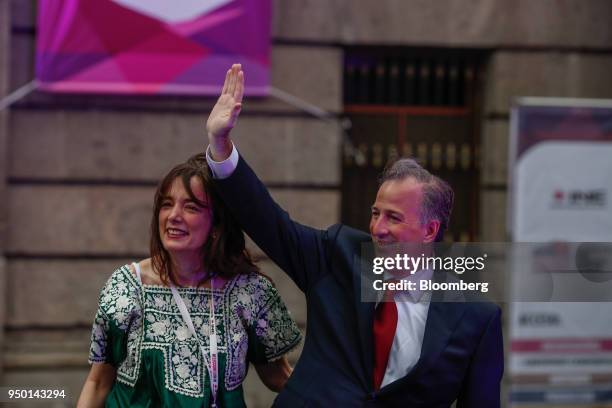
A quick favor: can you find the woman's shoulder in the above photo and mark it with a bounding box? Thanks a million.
[229,272,288,316]
[95,263,144,332]
[105,263,139,289]
[131,258,165,286]
[232,271,275,294]
[98,262,142,311]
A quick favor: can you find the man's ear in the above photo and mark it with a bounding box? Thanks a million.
[423,219,441,243]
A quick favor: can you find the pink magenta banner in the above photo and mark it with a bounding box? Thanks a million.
[36,0,271,95]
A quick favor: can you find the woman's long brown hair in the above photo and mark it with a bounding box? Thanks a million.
[150,153,258,286]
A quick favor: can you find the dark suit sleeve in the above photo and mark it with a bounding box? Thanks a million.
[456,307,504,408]
[214,156,330,293]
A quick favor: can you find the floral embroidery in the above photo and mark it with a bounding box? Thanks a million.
[89,265,142,385]
[88,265,302,398]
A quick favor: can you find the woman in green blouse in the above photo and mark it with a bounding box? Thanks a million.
[77,153,301,407]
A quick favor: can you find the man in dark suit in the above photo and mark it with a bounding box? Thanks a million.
[204,64,503,407]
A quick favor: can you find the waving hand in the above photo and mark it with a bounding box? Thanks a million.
[206,64,244,160]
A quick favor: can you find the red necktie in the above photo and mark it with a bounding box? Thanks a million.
[373,289,398,390]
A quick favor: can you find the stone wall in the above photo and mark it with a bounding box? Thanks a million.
[273,0,612,48]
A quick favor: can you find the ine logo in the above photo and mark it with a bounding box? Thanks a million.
[519,313,561,327]
[551,189,607,209]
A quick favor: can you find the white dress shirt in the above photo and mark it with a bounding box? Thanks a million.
[206,143,432,389]
[380,270,432,387]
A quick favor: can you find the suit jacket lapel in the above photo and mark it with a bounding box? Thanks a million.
[411,299,466,375]
[379,273,467,394]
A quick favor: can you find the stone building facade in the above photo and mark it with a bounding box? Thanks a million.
[1,0,611,406]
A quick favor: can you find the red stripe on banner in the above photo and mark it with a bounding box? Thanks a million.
[512,338,612,353]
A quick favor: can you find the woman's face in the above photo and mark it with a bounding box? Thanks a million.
[158,176,213,256]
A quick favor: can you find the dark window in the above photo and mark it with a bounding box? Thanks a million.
[342,48,485,242]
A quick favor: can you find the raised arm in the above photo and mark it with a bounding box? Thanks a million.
[205,65,331,292]
[206,64,244,162]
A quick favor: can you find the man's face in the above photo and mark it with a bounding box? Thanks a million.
[369,177,439,246]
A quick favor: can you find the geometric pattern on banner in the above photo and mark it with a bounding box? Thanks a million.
[36,0,271,95]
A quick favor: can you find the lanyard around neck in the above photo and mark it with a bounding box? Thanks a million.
[170,277,219,408]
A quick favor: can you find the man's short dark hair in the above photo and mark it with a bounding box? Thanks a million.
[379,158,454,242]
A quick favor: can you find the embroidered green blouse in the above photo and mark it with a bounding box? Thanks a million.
[88,265,301,407]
